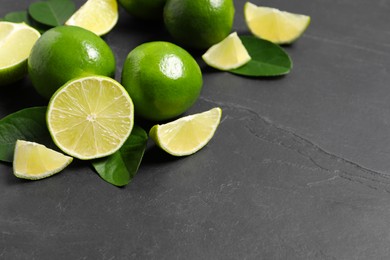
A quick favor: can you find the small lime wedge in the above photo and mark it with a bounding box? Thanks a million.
[0,22,40,86]
[13,140,73,180]
[244,2,310,44]
[202,32,251,71]
[65,0,118,36]
[149,107,222,156]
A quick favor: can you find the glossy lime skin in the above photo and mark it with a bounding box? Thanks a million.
[118,0,167,20]
[121,41,203,121]
[163,0,235,49]
[28,26,116,99]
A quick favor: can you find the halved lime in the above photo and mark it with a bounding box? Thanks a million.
[0,22,40,86]
[13,140,73,180]
[149,107,222,156]
[202,32,251,71]
[244,2,310,44]
[65,0,118,36]
[47,76,134,160]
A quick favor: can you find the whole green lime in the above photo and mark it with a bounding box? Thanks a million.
[118,0,167,20]
[28,25,116,99]
[121,41,203,121]
[163,0,235,49]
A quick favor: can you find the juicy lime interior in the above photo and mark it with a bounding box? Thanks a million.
[47,76,134,160]
[0,22,40,68]
[13,140,73,179]
[65,0,118,36]
[202,32,251,70]
[244,2,310,44]
[150,107,222,156]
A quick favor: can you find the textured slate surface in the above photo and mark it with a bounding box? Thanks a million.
[1,0,390,259]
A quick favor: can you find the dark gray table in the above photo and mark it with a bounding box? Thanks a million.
[2,0,390,259]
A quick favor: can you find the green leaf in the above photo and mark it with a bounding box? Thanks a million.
[3,11,30,24]
[92,126,148,187]
[0,107,52,163]
[229,35,292,77]
[28,0,75,27]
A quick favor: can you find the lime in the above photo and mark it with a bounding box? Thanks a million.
[244,2,311,44]
[163,0,235,49]
[202,32,251,71]
[118,0,167,20]
[28,25,116,99]
[149,107,222,156]
[65,0,118,36]
[47,76,134,160]
[13,140,73,180]
[121,41,203,121]
[0,22,40,86]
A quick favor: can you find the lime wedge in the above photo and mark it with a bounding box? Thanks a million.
[149,107,222,156]
[65,0,118,36]
[0,22,40,86]
[202,32,251,71]
[47,76,134,160]
[13,140,73,180]
[244,2,310,44]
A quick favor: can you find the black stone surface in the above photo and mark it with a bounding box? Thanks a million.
[1,0,390,259]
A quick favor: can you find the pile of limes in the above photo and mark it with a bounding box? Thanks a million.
[0,0,310,183]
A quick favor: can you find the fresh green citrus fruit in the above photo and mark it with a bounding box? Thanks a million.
[244,2,311,44]
[163,0,235,49]
[47,76,134,160]
[0,22,40,86]
[121,41,203,121]
[65,0,118,36]
[13,140,73,180]
[202,32,251,71]
[118,0,167,20]
[28,25,116,99]
[149,107,222,156]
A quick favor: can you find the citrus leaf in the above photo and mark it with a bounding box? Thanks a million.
[28,0,75,27]
[229,35,292,77]
[3,11,30,24]
[92,125,148,187]
[0,107,52,163]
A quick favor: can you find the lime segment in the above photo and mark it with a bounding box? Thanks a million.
[149,107,222,156]
[0,22,40,86]
[202,32,251,71]
[65,0,118,36]
[244,2,310,44]
[47,76,134,160]
[13,140,73,180]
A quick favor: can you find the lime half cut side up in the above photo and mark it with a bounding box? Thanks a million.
[13,140,73,180]
[47,76,134,160]
[149,107,222,156]
[244,2,310,44]
[65,0,118,36]
[0,22,40,86]
[202,32,251,71]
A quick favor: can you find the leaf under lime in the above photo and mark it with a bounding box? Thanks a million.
[92,125,148,187]
[28,0,75,27]
[229,35,292,77]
